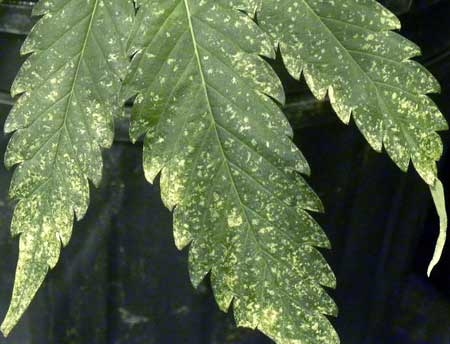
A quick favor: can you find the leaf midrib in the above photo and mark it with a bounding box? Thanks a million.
[57,0,99,151]
[183,1,249,212]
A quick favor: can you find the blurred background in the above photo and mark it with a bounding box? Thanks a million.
[0,1,449,343]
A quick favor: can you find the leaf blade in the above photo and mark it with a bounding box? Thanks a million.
[257,0,448,278]
[124,1,338,343]
[1,0,134,336]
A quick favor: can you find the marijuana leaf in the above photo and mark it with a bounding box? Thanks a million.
[123,1,338,343]
[256,0,448,273]
[1,0,133,335]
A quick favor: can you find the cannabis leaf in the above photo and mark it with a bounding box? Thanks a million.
[256,0,448,273]
[1,0,133,336]
[123,1,338,343]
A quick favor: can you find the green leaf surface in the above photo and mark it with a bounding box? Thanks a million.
[1,0,133,336]
[123,1,338,343]
[257,0,448,186]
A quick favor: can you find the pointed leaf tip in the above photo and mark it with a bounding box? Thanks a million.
[427,179,447,276]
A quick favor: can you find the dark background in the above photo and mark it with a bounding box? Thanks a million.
[0,1,449,343]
